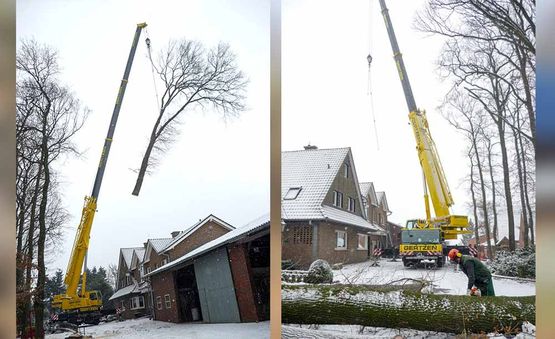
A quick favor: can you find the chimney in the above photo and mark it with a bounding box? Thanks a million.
[171,231,180,238]
[304,144,318,150]
[143,242,147,248]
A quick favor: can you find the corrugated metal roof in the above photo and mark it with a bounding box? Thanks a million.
[281,147,349,220]
[147,213,269,277]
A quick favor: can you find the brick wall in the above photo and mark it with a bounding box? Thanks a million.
[316,221,369,267]
[227,243,258,322]
[150,270,180,323]
[282,222,314,268]
[168,221,230,261]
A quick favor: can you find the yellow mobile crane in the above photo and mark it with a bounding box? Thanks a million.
[51,23,147,325]
[377,0,470,267]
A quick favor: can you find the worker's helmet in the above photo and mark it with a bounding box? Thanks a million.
[448,248,462,261]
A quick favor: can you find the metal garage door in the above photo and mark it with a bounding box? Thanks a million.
[194,247,240,323]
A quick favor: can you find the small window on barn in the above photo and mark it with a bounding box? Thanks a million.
[131,296,145,310]
[156,296,162,310]
[348,197,356,212]
[293,225,312,245]
[284,187,302,200]
[357,234,368,250]
[164,294,171,309]
[344,163,350,178]
[333,191,343,208]
[335,230,347,250]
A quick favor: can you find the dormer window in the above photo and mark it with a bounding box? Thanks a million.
[333,191,343,208]
[284,187,302,200]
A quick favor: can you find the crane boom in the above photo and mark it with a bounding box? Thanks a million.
[53,23,147,322]
[377,0,469,246]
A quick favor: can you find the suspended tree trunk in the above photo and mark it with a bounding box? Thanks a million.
[282,285,535,335]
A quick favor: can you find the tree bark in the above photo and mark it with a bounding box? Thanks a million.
[472,131,493,258]
[512,123,528,247]
[469,151,480,243]
[282,285,535,335]
[486,137,499,245]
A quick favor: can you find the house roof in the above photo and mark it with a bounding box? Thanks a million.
[359,182,378,206]
[147,213,269,277]
[376,191,391,213]
[161,214,235,253]
[281,147,379,231]
[120,247,143,269]
[109,283,139,301]
[130,248,145,270]
[150,238,173,253]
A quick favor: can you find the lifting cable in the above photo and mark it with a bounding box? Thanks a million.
[367,0,380,151]
[144,28,162,113]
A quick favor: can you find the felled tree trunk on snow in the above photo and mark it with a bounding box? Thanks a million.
[282,285,535,335]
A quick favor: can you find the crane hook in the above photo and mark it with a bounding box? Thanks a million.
[367,53,373,67]
[145,37,151,49]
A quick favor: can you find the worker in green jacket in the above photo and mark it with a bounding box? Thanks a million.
[448,249,495,296]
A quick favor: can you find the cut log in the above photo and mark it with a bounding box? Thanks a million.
[282,284,535,334]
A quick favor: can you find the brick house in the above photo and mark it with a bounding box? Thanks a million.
[281,146,386,269]
[109,247,151,320]
[109,214,235,320]
[386,221,403,248]
[359,182,390,249]
[146,214,270,324]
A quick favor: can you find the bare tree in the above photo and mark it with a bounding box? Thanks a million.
[16,39,87,337]
[131,40,247,195]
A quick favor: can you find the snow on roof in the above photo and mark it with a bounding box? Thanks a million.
[376,191,391,213]
[359,182,378,206]
[149,238,173,253]
[121,247,143,269]
[109,283,139,301]
[161,214,235,252]
[148,213,269,277]
[321,205,382,232]
[281,147,349,220]
[130,248,146,269]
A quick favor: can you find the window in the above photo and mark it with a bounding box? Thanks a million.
[333,191,343,208]
[357,234,368,250]
[121,300,126,310]
[344,163,350,178]
[292,225,312,244]
[164,294,171,309]
[335,230,347,250]
[130,296,145,310]
[156,296,162,310]
[348,197,356,212]
[161,258,168,266]
[146,267,151,274]
[284,187,302,200]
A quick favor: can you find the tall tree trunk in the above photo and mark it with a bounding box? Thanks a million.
[132,112,163,196]
[472,134,493,258]
[469,151,480,243]
[23,162,42,336]
[513,125,528,247]
[486,137,499,245]
[518,130,535,246]
[34,137,50,338]
[514,42,536,150]
[498,122,516,251]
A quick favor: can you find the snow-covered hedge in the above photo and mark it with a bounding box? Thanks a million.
[489,247,535,279]
[304,259,333,284]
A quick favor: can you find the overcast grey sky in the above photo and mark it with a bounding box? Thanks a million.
[282,0,471,228]
[17,0,269,273]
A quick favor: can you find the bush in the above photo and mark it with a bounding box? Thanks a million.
[489,247,535,279]
[304,259,333,284]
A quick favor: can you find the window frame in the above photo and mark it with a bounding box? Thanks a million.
[284,187,302,200]
[347,197,356,212]
[333,191,343,208]
[357,233,368,250]
[130,296,145,310]
[156,296,162,310]
[344,163,350,178]
[164,294,171,309]
[335,230,347,250]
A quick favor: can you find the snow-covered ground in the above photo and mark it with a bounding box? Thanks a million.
[331,259,535,296]
[46,317,269,339]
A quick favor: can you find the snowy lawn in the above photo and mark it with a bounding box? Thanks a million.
[46,317,269,339]
[330,259,535,296]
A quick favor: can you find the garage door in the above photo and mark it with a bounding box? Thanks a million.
[194,247,240,323]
